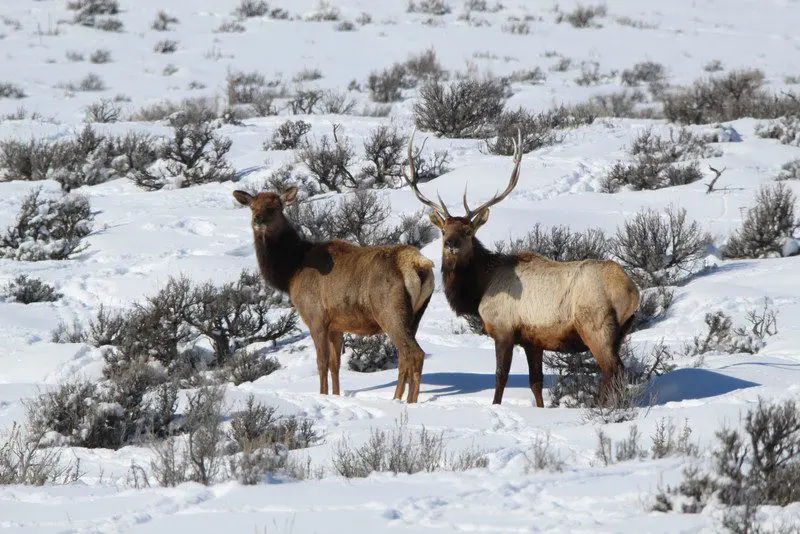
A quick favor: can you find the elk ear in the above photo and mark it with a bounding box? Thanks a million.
[429,211,445,229]
[280,186,299,206]
[233,190,254,207]
[470,208,490,231]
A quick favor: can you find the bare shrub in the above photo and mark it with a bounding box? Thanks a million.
[502,18,530,35]
[216,20,246,33]
[185,270,298,364]
[331,413,485,478]
[574,60,616,86]
[507,67,546,85]
[153,39,178,54]
[67,0,122,31]
[487,105,595,155]
[89,48,112,63]
[630,286,674,332]
[613,206,710,287]
[755,115,800,147]
[345,334,397,372]
[227,349,281,386]
[582,373,642,424]
[777,159,800,181]
[0,422,81,485]
[405,48,448,83]
[395,209,437,248]
[319,89,357,114]
[66,51,85,62]
[62,73,107,92]
[583,89,651,118]
[724,183,798,259]
[296,124,357,192]
[689,301,777,357]
[151,10,178,31]
[233,0,269,17]
[335,20,356,31]
[367,64,411,103]
[265,120,311,150]
[407,0,452,15]
[2,275,61,303]
[0,188,94,261]
[662,69,800,124]
[359,124,406,187]
[651,417,699,459]
[556,3,607,28]
[226,70,271,107]
[494,223,609,260]
[601,128,720,192]
[131,117,235,190]
[84,99,121,123]
[656,398,800,518]
[181,384,226,485]
[407,144,450,181]
[0,82,26,99]
[230,395,318,452]
[704,59,724,73]
[414,77,507,138]
[620,61,668,97]
[288,89,322,114]
[595,426,646,466]
[523,432,565,472]
[304,1,341,21]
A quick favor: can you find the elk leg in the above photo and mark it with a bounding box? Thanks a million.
[577,315,624,406]
[328,331,343,396]
[492,335,514,405]
[382,292,425,404]
[522,342,544,408]
[309,327,331,395]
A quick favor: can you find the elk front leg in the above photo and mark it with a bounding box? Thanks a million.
[522,342,544,408]
[328,331,343,396]
[492,335,514,405]
[309,327,331,395]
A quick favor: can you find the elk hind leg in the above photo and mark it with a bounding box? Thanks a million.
[577,314,625,405]
[309,326,331,395]
[381,291,425,403]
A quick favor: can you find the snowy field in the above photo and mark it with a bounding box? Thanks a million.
[1,0,800,532]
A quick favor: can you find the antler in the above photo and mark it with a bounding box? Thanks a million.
[462,128,523,220]
[403,129,450,219]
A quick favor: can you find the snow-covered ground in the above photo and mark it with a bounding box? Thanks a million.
[1,0,800,532]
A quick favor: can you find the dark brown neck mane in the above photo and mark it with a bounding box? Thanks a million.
[254,223,313,293]
[443,238,514,317]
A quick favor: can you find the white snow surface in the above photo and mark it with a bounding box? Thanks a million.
[1,0,800,532]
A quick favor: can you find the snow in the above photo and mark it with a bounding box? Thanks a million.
[1,0,800,532]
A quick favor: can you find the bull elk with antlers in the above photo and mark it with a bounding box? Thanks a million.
[404,130,640,406]
[233,187,434,403]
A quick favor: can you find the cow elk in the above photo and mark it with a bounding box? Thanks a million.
[233,187,434,403]
[404,130,640,407]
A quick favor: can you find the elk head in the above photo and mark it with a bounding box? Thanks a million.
[232,186,298,239]
[404,129,522,271]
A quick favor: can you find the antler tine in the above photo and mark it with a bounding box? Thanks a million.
[463,128,523,220]
[403,129,450,218]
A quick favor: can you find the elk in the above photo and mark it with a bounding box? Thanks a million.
[404,130,640,407]
[233,187,434,403]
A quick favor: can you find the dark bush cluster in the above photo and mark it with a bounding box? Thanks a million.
[654,398,800,531]
[345,334,397,372]
[289,189,436,249]
[1,275,62,303]
[688,300,778,357]
[151,10,179,31]
[595,418,697,467]
[0,125,159,191]
[42,272,297,451]
[662,69,800,125]
[724,183,798,259]
[555,4,607,28]
[777,159,800,182]
[613,206,710,288]
[413,77,508,138]
[620,61,668,97]
[0,188,94,261]
[66,0,123,31]
[601,128,721,192]
[755,115,800,147]
[494,223,610,260]
[130,115,235,191]
[486,105,595,155]
[0,82,26,99]
[367,48,448,103]
[265,120,312,150]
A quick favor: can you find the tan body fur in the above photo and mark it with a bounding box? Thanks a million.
[234,188,434,403]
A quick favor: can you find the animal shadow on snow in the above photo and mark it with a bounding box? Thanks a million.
[352,371,556,400]
[642,367,760,405]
